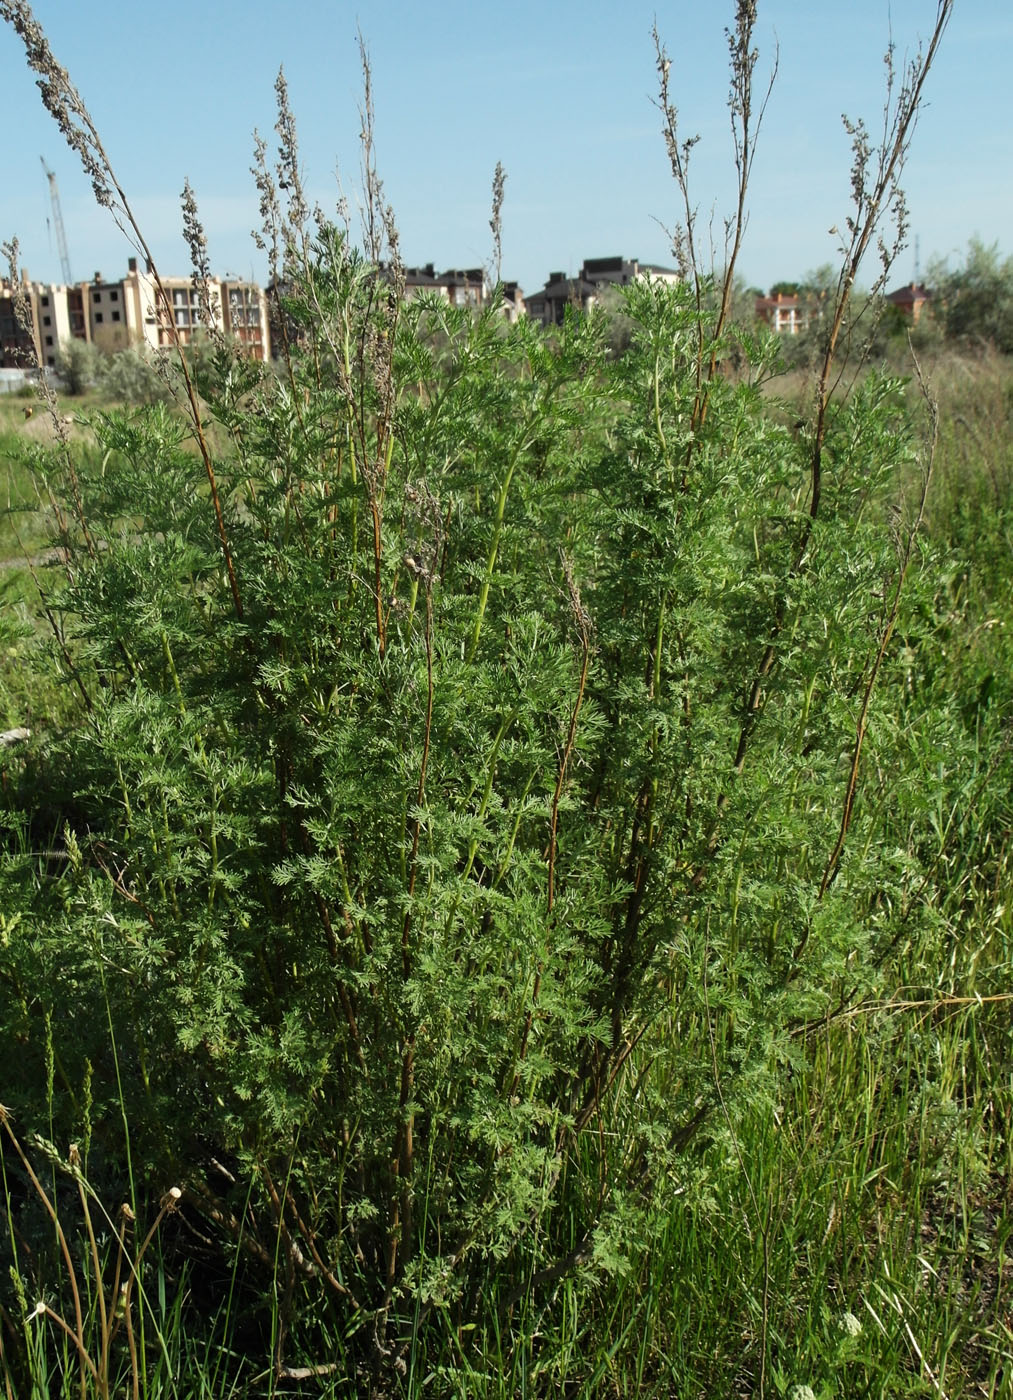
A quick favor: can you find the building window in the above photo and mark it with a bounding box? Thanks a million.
[43,315,51,326]
[95,312,103,323]
[112,311,121,322]
[45,335,53,346]
[92,291,101,303]
[41,295,50,306]
[110,289,119,302]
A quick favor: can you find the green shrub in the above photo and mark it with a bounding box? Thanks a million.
[95,345,171,406]
[931,237,1013,354]
[1,251,971,1375]
[7,4,1008,1397]
[54,337,101,396]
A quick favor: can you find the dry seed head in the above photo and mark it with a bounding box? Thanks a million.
[0,1,114,208]
[181,180,223,346]
[489,160,506,285]
[274,66,308,235]
[2,240,38,345]
[559,552,594,651]
[250,129,280,263]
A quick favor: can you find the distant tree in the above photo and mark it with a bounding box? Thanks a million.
[769,266,876,371]
[724,273,763,327]
[595,285,636,357]
[96,345,171,405]
[55,337,100,395]
[796,264,840,329]
[931,238,1013,353]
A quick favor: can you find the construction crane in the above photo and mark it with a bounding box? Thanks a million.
[40,157,73,285]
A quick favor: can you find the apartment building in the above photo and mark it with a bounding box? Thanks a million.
[581,255,680,290]
[222,280,269,357]
[500,281,525,322]
[399,264,488,308]
[439,268,487,308]
[124,268,209,352]
[525,271,599,327]
[526,255,679,327]
[3,258,272,370]
[86,275,131,352]
[33,282,85,363]
[399,265,523,320]
[1,271,89,369]
[120,260,271,360]
[0,272,41,368]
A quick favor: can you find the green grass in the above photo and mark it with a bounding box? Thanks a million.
[0,424,42,551]
[432,999,1012,1399]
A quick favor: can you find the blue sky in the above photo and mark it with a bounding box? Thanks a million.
[2,0,1008,297]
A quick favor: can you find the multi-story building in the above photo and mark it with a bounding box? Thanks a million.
[146,278,209,350]
[124,264,270,360]
[525,271,599,327]
[399,264,489,309]
[221,280,269,358]
[581,255,679,290]
[402,264,443,297]
[500,281,525,322]
[1,272,40,368]
[398,265,526,320]
[119,260,221,354]
[117,258,166,350]
[3,258,272,370]
[525,256,679,327]
[86,274,131,352]
[439,268,487,308]
[34,281,85,364]
[754,290,809,335]
[3,273,94,371]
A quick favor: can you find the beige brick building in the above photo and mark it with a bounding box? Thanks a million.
[5,258,272,370]
[120,259,271,360]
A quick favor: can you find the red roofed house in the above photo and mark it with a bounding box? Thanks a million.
[884,282,932,323]
[755,290,809,335]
